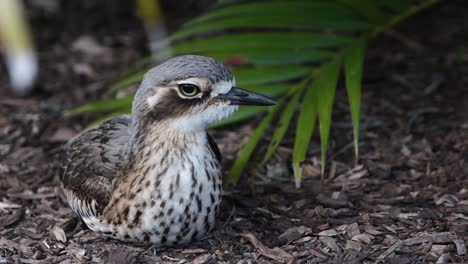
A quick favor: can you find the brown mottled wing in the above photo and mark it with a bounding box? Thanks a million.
[207,133,222,163]
[60,115,132,213]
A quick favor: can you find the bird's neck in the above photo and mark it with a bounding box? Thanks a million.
[110,119,215,199]
[131,120,208,154]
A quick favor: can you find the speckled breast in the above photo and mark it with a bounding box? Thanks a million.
[86,145,223,246]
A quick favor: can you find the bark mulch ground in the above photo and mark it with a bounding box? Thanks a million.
[1,1,467,263]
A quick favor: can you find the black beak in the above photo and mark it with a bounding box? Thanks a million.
[218,87,276,106]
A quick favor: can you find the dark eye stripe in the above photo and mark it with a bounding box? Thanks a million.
[149,89,213,120]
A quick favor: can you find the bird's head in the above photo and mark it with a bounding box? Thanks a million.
[133,55,275,131]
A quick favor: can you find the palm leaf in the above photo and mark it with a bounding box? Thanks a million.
[111,71,146,92]
[261,81,305,165]
[66,95,133,116]
[173,33,354,53]
[234,66,312,86]
[292,80,317,188]
[377,0,413,13]
[344,36,366,161]
[171,15,369,41]
[185,1,361,26]
[338,0,389,25]
[208,48,333,66]
[315,56,342,177]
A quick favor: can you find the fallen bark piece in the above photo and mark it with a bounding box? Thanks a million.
[430,244,450,254]
[362,224,383,235]
[191,253,213,264]
[453,239,467,256]
[318,229,338,237]
[316,193,350,208]
[403,232,453,246]
[0,238,31,253]
[279,226,312,244]
[351,233,374,244]
[0,201,22,209]
[320,237,341,253]
[51,225,67,243]
[436,253,451,264]
[182,248,206,254]
[375,240,403,263]
[0,208,24,228]
[106,248,137,264]
[293,236,313,246]
[307,248,328,261]
[345,240,362,252]
[346,223,361,238]
[240,232,294,264]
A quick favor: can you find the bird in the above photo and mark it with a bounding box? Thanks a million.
[60,55,275,246]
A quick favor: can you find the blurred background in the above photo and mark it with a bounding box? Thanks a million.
[0,0,214,97]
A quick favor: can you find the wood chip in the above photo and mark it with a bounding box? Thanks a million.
[335,165,368,180]
[293,236,312,244]
[0,201,22,210]
[362,225,383,235]
[51,225,67,243]
[191,254,213,264]
[453,239,467,255]
[316,193,350,208]
[319,237,341,253]
[307,248,328,261]
[403,232,453,246]
[351,233,374,244]
[279,226,312,244]
[382,225,397,233]
[8,191,56,200]
[436,253,451,264]
[0,238,30,252]
[345,240,362,252]
[107,249,137,264]
[375,240,403,262]
[430,244,450,254]
[182,248,206,254]
[240,232,293,264]
[317,229,338,237]
[0,208,24,228]
[17,259,43,264]
[16,227,43,240]
[346,223,360,237]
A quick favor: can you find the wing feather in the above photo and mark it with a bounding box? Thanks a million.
[60,115,131,214]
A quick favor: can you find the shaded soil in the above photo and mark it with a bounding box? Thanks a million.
[1,1,468,263]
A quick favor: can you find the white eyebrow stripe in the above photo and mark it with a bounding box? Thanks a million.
[211,80,233,98]
[175,77,206,88]
[146,87,165,107]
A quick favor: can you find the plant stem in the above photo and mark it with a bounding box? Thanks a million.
[370,0,443,37]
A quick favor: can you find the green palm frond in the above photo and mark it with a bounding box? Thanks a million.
[72,0,442,187]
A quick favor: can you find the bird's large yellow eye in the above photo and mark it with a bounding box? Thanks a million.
[178,84,200,97]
